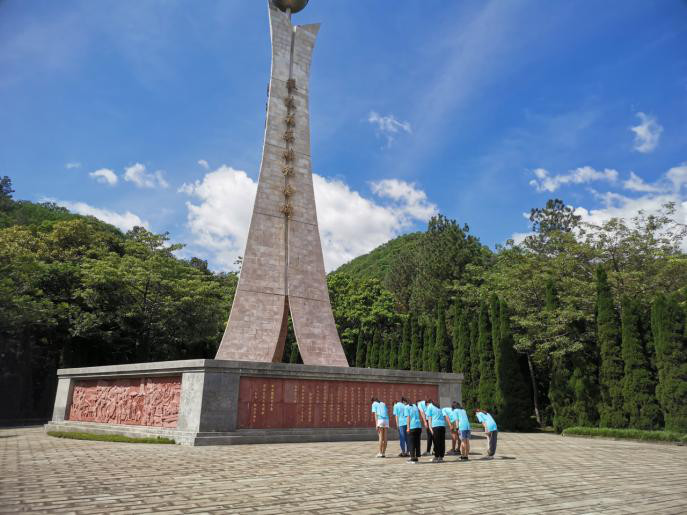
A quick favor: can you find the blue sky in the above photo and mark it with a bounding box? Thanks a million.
[2,0,686,270]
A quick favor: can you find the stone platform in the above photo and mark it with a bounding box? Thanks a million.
[45,359,462,445]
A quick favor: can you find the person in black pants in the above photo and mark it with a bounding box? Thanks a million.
[405,400,423,463]
[427,400,448,463]
[418,400,432,456]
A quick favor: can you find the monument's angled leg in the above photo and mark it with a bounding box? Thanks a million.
[215,2,348,367]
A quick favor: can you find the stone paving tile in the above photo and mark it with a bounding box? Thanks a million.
[1,427,686,514]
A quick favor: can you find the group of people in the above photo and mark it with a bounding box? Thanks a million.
[370,397,498,463]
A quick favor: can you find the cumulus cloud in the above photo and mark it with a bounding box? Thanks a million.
[124,162,169,189]
[630,112,663,153]
[49,199,148,232]
[89,168,118,186]
[65,162,81,170]
[666,163,687,191]
[623,171,662,193]
[180,165,437,271]
[197,159,209,170]
[529,166,618,193]
[368,111,412,147]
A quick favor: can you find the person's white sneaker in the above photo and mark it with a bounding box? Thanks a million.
[376,453,382,457]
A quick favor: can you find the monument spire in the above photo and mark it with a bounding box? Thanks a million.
[215,1,349,367]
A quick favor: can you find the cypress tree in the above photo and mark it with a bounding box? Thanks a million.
[469,316,480,408]
[596,266,626,428]
[389,336,398,369]
[378,333,389,368]
[410,317,422,371]
[354,330,366,368]
[423,319,435,371]
[621,296,662,430]
[478,300,497,412]
[436,302,450,372]
[546,278,576,432]
[652,294,687,432]
[398,317,411,370]
[369,329,381,369]
[495,299,532,429]
[453,304,472,408]
[288,340,300,364]
[570,334,600,428]
[490,294,501,367]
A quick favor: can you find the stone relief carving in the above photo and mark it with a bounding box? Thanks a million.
[67,376,181,428]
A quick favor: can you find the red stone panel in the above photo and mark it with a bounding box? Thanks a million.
[67,376,181,428]
[237,377,439,429]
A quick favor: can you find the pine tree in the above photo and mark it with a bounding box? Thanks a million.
[478,300,497,412]
[423,319,435,371]
[621,296,662,430]
[398,317,411,370]
[377,332,389,368]
[410,317,422,371]
[652,294,687,432]
[453,304,472,409]
[495,299,532,429]
[436,302,450,372]
[596,266,626,428]
[369,329,381,369]
[389,338,397,369]
[469,315,480,408]
[354,330,366,368]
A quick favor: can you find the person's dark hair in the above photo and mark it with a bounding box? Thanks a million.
[371,397,378,403]
[426,399,433,405]
[451,401,458,409]
[401,396,408,404]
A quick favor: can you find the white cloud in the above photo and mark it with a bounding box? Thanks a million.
[529,166,618,193]
[89,168,118,186]
[666,163,687,191]
[124,162,169,189]
[630,112,663,154]
[180,166,437,271]
[623,171,662,193]
[368,111,412,147]
[197,159,209,170]
[65,162,81,170]
[49,199,148,232]
[509,231,534,246]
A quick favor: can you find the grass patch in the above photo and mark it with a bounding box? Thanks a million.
[562,426,687,444]
[47,431,175,444]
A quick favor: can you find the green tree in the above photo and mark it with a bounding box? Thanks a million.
[378,334,389,368]
[410,317,422,371]
[621,296,662,430]
[398,317,411,370]
[435,302,450,372]
[478,301,497,411]
[452,304,472,408]
[652,294,687,432]
[355,329,366,368]
[596,266,626,428]
[469,315,480,408]
[369,329,381,369]
[389,335,398,369]
[495,299,532,429]
[0,176,14,212]
[423,319,435,372]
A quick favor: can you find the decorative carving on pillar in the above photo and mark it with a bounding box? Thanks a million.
[67,376,181,428]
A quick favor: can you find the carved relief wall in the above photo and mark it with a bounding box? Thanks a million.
[238,377,439,429]
[67,376,181,428]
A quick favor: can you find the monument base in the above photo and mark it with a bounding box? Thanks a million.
[46,360,462,446]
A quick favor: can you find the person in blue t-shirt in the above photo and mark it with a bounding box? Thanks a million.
[425,399,449,462]
[444,403,458,455]
[475,409,498,458]
[404,400,423,463]
[371,397,389,457]
[393,397,409,457]
[417,400,432,456]
[453,403,471,460]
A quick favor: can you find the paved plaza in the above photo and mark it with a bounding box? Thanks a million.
[1,427,686,514]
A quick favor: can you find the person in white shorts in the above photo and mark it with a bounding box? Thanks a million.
[371,396,389,457]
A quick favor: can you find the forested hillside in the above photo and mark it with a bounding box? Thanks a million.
[0,177,236,422]
[3,174,686,433]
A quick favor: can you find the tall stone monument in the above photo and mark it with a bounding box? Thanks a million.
[46,0,463,446]
[215,0,348,367]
